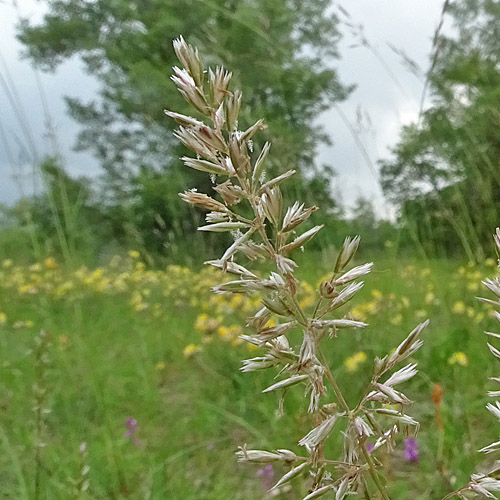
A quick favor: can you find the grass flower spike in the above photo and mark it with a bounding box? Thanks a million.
[166,36,429,499]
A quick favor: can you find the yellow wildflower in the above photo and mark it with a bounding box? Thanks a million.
[344,351,367,373]
[12,320,33,329]
[129,291,147,311]
[183,343,201,358]
[415,309,427,320]
[217,325,242,341]
[486,258,496,267]
[299,294,314,309]
[424,292,435,305]
[474,312,484,324]
[155,361,166,371]
[128,250,140,259]
[350,307,367,322]
[371,289,382,299]
[230,336,243,346]
[230,294,243,307]
[0,312,6,325]
[18,284,38,294]
[194,314,220,332]
[448,351,468,366]
[44,257,57,269]
[453,301,466,314]
[366,301,378,315]
[389,313,403,326]
[55,281,74,296]
[2,259,13,268]
[421,268,431,277]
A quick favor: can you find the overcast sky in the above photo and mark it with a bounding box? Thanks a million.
[0,0,449,216]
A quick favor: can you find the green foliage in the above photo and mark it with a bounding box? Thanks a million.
[17,0,351,256]
[4,157,110,263]
[380,0,500,259]
[0,252,497,498]
[118,166,225,261]
[0,224,35,263]
[310,197,400,256]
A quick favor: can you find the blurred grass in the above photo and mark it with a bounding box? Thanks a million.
[0,251,498,499]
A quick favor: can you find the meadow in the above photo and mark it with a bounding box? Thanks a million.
[1,248,498,499]
[3,0,500,497]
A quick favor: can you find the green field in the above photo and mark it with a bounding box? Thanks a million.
[0,251,498,499]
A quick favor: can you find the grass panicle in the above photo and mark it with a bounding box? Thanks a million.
[166,36,432,499]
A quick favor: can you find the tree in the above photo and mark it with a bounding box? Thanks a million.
[18,0,350,256]
[5,157,109,262]
[350,196,376,232]
[380,0,500,259]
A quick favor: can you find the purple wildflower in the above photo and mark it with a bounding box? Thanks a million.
[403,437,419,462]
[124,417,138,438]
[256,464,274,490]
[365,442,374,453]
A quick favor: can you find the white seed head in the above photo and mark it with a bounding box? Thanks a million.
[483,278,500,298]
[275,255,298,275]
[384,364,418,387]
[353,416,373,437]
[271,462,308,490]
[302,484,334,500]
[298,414,339,449]
[335,236,360,272]
[334,262,373,286]
[486,401,500,420]
[236,448,283,463]
[262,374,309,393]
[328,281,364,310]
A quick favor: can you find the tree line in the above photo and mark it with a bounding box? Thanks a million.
[2,0,499,263]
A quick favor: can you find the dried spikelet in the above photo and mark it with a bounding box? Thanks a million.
[214,180,243,205]
[260,187,283,227]
[281,225,323,253]
[209,66,232,106]
[335,236,360,272]
[228,133,251,175]
[259,169,296,193]
[282,202,318,232]
[225,90,242,131]
[173,35,203,86]
[298,414,340,449]
[179,190,227,212]
[181,156,228,175]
